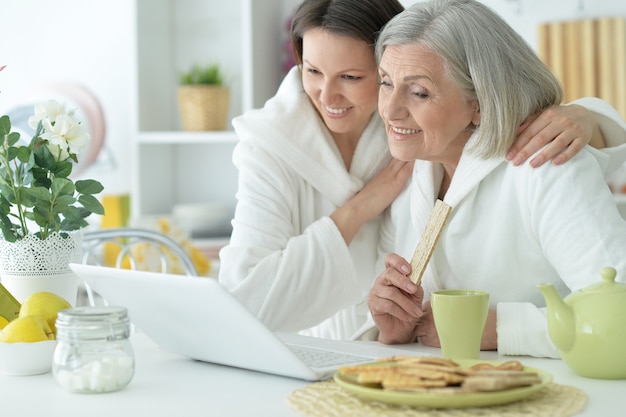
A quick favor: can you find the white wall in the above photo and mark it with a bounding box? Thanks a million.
[402,0,626,51]
[1,0,624,198]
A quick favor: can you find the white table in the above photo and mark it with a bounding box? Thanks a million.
[1,332,624,417]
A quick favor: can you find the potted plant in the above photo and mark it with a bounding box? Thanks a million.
[0,66,105,304]
[177,63,230,131]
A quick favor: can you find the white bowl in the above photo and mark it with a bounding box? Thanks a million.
[0,340,57,376]
[172,203,233,236]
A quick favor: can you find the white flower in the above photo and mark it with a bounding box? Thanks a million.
[27,100,75,130]
[40,113,90,160]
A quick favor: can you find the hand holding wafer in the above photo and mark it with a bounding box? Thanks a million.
[367,252,425,344]
[367,200,451,345]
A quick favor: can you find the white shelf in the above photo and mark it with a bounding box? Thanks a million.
[131,0,300,220]
[137,131,238,145]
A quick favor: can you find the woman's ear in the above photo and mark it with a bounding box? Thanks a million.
[470,99,481,126]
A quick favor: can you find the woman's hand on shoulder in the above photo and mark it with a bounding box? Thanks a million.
[368,253,423,344]
[359,158,414,217]
[506,104,603,168]
[331,159,413,245]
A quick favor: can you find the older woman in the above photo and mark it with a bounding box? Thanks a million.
[366,0,626,357]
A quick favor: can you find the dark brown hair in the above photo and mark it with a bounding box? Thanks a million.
[290,0,405,65]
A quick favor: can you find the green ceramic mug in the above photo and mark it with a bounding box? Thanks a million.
[430,289,489,359]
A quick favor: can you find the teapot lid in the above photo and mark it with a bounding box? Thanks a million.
[581,267,626,294]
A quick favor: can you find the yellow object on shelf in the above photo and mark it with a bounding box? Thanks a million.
[100,194,131,228]
[100,194,131,267]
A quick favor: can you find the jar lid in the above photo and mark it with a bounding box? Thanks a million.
[56,306,131,341]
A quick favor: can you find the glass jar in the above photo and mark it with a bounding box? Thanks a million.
[52,306,135,393]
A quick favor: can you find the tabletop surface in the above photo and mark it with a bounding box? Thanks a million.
[1,332,624,417]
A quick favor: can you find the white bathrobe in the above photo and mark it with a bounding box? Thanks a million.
[221,65,626,344]
[371,98,626,357]
[219,67,391,340]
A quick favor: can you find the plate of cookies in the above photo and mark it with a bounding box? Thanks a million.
[334,356,552,408]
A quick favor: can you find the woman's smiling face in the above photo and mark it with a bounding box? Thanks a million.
[301,28,379,141]
[377,44,481,166]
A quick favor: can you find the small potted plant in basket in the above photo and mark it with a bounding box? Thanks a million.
[0,65,105,303]
[177,63,230,131]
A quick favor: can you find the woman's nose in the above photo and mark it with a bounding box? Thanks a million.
[380,90,407,121]
[319,79,339,104]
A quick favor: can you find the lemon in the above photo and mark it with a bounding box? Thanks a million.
[0,315,9,329]
[19,292,71,334]
[0,316,52,343]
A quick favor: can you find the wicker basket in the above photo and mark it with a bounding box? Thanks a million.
[177,85,230,131]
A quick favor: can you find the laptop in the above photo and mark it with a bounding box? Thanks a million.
[69,264,390,381]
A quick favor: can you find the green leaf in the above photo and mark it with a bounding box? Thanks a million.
[7,146,19,162]
[0,227,17,243]
[54,160,72,178]
[52,195,76,213]
[59,206,89,231]
[21,170,35,187]
[75,179,104,195]
[0,199,11,215]
[16,146,31,163]
[51,177,75,196]
[60,205,84,221]
[21,186,52,207]
[33,205,54,227]
[33,143,56,171]
[0,212,14,228]
[59,217,88,231]
[0,115,11,135]
[0,182,16,201]
[78,194,105,215]
[7,132,21,147]
[31,166,52,188]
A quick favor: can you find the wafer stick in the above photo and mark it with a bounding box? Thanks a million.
[408,199,452,284]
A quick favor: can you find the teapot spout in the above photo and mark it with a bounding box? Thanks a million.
[537,283,575,352]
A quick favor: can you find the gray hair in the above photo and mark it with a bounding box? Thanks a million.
[375,0,563,158]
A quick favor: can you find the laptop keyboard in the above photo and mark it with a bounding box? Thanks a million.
[288,345,374,369]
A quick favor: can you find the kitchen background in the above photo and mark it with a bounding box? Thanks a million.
[1,0,625,243]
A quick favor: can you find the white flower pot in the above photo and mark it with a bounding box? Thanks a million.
[0,231,83,305]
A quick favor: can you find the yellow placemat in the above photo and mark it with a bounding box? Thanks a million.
[288,380,587,417]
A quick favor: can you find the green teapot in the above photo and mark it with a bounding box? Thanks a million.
[537,267,626,379]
